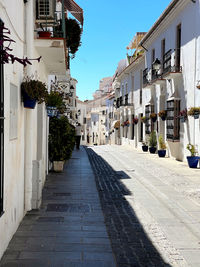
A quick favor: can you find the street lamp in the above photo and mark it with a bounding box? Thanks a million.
[152,58,161,71]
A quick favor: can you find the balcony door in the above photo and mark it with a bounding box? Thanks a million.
[0,20,4,215]
[176,24,181,69]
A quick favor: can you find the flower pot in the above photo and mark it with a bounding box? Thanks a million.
[53,161,64,172]
[158,150,166,157]
[194,113,199,119]
[186,156,199,168]
[149,147,156,154]
[23,92,37,109]
[161,117,166,121]
[47,106,58,117]
[142,145,148,152]
[151,118,157,123]
[180,116,186,123]
[38,31,51,38]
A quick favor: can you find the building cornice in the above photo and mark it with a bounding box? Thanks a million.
[139,0,191,47]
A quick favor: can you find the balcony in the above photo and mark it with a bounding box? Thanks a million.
[34,6,68,75]
[162,49,182,79]
[34,0,83,75]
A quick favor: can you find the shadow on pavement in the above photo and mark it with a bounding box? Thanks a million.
[85,146,172,267]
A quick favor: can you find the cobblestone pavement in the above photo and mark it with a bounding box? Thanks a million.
[0,147,116,267]
[85,145,200,267]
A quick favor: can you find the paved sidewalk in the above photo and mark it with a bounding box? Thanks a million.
[0,147,116,267]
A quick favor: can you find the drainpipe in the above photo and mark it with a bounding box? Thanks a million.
[24,0,34,212]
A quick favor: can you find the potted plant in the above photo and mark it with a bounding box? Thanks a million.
[150,113,157,122]
[46,91,66,117]
[21,77,48,109]
[188,107,200,119]
[179,109,187,122]
[141,116,147,123]
[149,131,157,154]
[133,117,138,125]
[186,144,199,168]
[142,140,148,152]
[158,135,167,157]
[49,116,75,172]
[158,110,167,121]
[114,120,120,130]
[125,119,130,126]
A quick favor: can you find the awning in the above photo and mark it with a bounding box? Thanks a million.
[64,0,84,26]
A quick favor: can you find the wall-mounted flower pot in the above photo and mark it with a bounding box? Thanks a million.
[38,31,51,38]
[187,156,199,168]
[158,150,166,157]
[47,106,58,117]
[194,113,199,119]
[23,92,36,109]
[142,145,148,152]
[161,117,166,121]
[180,116,187,123]
[149,147,156,154]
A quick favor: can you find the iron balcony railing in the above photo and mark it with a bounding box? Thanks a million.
[163,49,182,74]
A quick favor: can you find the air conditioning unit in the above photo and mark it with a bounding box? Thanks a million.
[37,0,55,19]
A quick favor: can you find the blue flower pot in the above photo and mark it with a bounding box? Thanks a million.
[47,106,58,117]
[158,150,166,157]
[142,145,148,152]
[149,147,156,154]
[23,91,36,109]
[187,156,199,168]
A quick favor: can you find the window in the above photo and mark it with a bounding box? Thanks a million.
[176,24,181,69]
[145,104,154,134]
[83,117,86,124]
[151,49,155,64]
[0,19,4,215]
[37,0,54,19]
[9,84,18,140]
[161,39,165,70]
[139,70,142,105]
[166,99,180,141]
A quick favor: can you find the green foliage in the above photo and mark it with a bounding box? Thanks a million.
[186,143,196,156]
[49,116,75,161]
[188,107,200,116]
[46,91,66,114]
[21,77,48,104]
[65,18,82,58]
[158,135,166,150]
[149,131,157,148]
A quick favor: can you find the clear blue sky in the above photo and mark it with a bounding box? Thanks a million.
[70,0,171,101]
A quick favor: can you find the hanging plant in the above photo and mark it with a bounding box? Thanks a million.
[141,116,147,123]
[21,76,48,108]
[65,18,82,59]
[0,24,41,66]
[158,110,167,121]
[46,91,66,115]
[178,109,187,122]
[150,113,157,122]
[133,117,138,124]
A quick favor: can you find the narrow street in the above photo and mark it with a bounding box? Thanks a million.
[86,145,200,267]
[1,145,200,267]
